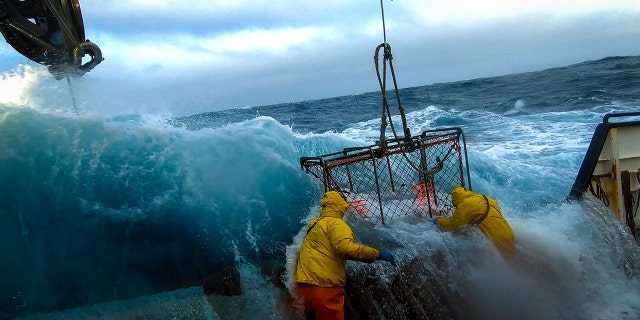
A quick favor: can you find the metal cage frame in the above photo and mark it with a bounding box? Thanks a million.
[300,127,472,224]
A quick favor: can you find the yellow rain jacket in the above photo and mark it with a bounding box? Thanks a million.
[436,187,515,262]
[295,191,380,287]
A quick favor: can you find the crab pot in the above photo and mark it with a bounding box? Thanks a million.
[300,127,471,224]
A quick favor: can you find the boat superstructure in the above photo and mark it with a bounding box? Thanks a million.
[571,112,640,239]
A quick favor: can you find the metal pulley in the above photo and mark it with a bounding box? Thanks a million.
[0,0,102,78]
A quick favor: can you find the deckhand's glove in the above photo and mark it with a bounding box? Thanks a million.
[378,250,395,265]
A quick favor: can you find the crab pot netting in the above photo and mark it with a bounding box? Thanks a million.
[300,128,470,225]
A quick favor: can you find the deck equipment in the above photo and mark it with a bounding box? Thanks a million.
[300,0,472,224]
[301,128,471,225]
[0,0,102,78]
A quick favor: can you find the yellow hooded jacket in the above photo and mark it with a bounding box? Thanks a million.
[295,191,380,287]
[436,187,515,262]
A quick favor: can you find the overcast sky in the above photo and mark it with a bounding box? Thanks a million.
[1,0,639,115]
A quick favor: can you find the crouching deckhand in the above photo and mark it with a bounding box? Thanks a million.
[434,187,515,264]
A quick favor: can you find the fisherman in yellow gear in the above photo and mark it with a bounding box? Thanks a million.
[433,187,515,264]
[295,191,395,320]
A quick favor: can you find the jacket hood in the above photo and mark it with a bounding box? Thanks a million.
[319,191,349,218]
[450,186,473,206]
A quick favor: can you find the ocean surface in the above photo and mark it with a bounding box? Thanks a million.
[1,56,640,319]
